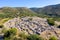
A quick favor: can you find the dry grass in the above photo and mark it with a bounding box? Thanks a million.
[0,18,10,25]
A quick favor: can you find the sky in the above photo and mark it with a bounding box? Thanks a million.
[0,0,60,8]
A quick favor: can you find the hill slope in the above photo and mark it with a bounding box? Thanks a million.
[0,7,37,18]
[30,4,60,17]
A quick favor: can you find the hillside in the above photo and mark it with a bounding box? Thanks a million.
[30,4,60,18]
[0,4,60,40]
[31,4,60,16]
[0,7,37,18]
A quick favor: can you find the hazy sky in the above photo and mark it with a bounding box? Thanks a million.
[0,0,60,7]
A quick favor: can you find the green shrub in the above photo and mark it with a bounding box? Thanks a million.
[47,18,55,26]
[13,37,21,40]
[27,34,44,40]
[49,36,57,40]
[4,28,17,37]
[28,18,32,21]
[19,32,28,40]
[0,25,4,28]
[4,37,10,40]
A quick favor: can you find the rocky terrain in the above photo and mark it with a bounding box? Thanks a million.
[3,17,60,40]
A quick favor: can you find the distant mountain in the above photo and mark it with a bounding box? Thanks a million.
[30,4,60,17]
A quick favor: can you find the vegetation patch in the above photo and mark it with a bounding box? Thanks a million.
[47,18,55,26]
[0,18,10,25]
[27,34,44,40]
[49,36,57,40]
[4,28,17,39]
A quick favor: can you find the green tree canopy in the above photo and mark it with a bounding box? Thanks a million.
[4,28,17,38]
[47,18,55,26]
[49,36,57,40]
[27,34,44,40]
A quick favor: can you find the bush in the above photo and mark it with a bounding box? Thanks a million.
[19,32,28,40]
[4,28,17,37]
[13,37,21,40]
[47,18,55,26]
[4,37,10,40]
[49,36,57,40]
[57,25,60,28]
[27,34,44,40]
[0,25,4,28]
[28,18,32,21]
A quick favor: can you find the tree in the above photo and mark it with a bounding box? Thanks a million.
[47,18,55,26]
[19,32,28,40]
[27,34,44,40]
[0,25,4,28]
[4,28,17,37]
[4,28,17,40]
[49,36,57,40]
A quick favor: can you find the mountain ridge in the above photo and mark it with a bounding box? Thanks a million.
[30,4,60,17]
